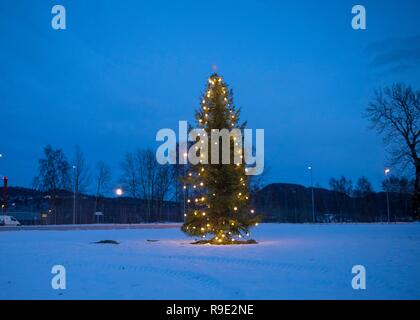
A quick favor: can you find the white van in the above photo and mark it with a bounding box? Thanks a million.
[0,215,21,226]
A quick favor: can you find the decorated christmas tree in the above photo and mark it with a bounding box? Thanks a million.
[181,73,261,244]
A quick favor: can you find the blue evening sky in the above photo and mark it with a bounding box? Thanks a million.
[0,0,419,191]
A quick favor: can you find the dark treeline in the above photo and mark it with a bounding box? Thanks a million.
[255,182,412,223]
[1,174,414,224]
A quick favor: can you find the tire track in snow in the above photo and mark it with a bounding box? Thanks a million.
[162,254,330,274]
[35,257,245,298]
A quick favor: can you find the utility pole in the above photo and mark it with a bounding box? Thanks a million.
[72,165,78,225]
[183,153,188,223]
[308,166,315,223]
[2,176,8,215]
[385,168,391,223]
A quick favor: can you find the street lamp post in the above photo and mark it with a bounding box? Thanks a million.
[308,166,315,223]
[183,153,188,223]
[0,154,7,215]
[385,168,391,223]
[72,165,77,225]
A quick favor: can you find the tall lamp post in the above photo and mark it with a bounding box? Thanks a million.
[72,165,77,225]
[183,153,188,223]
[385,168,391,223]
[308,166,315,223]
[1,154,7,215]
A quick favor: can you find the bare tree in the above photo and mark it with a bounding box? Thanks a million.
[382,176,413,194]
[73,146,91,194]
[329,176,353,222]
[33,145,71,224]
[94,161,112,220]
[353,176,374,198]
[329,176,353,196]
[365,83,420,219]
[155,164,174,221]
[120,152,140,198]
[121,149,175,222]
[72,146,91,223]
[137,149,160,221]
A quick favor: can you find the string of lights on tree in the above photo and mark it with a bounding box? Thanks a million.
[181,74,260,244]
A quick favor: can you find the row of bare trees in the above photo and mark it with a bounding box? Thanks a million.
[33,145,113,223]
[327,175,413,222]
[32,145,179,223]
[119,149,177,221]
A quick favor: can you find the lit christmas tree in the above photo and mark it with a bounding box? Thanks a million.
[181,73,261,244]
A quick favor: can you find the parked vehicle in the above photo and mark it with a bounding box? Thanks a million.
[0,215,21,226]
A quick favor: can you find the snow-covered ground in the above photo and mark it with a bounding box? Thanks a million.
[0,223,419,300]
